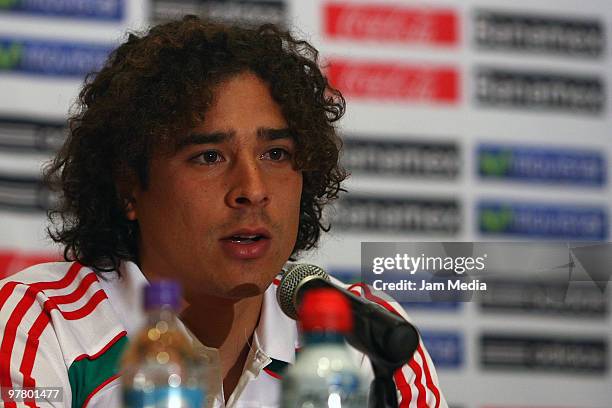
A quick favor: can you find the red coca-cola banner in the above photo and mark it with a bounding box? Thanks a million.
[324,3,459,45]
[0,250,60,279]
[327,59,460,103]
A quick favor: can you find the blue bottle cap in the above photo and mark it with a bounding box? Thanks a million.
[144,280,181,310]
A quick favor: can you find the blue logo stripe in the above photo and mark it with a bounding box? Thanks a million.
[0,0,123,21]
[420,331,463,368]
[478,201,608,240]
[478,144,606,186]
[0,37,112,77]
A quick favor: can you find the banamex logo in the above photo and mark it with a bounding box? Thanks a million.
[343,138,460,178]
[153,0,285,26]
[0,117,66,152]
[475,9,604,57]
[334,195,461,234]
[476,68,605,114]
[481,334,607,373]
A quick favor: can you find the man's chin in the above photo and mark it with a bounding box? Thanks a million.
[224,282,266,299]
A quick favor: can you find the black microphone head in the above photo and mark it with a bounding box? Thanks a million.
[276,263,330,320]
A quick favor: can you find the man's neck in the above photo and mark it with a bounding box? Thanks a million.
[179,293,264,401]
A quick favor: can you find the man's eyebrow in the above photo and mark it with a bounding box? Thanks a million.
[176,131,234,150]
[258,128,294,141]
[176,128,293,151]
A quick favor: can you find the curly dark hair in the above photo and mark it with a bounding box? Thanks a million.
[44,15,347,274]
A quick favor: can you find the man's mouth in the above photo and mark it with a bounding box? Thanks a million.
[220,228,272,259]
[221,228,271,244]
[227,234,266,244]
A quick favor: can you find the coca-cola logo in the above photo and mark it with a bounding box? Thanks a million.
[324,3,458,45]
[328,59,459,103]
[0,249,59,279]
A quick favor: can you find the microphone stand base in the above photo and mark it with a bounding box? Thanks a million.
[368,361,399,408]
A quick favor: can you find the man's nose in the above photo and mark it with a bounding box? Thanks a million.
[225,158,270,208]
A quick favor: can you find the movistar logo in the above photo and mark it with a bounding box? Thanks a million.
[480,206,513,232]
[479,150,512,176]
[0,42,22,69]
[0,0,19,9]
[0,0,123,19]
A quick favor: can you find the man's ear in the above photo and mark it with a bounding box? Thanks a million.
[117,170,139,221]
[124,197,137,221]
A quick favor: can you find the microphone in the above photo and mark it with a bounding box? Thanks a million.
[276,263,420,367]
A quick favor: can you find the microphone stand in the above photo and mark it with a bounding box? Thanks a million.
[369,361,400,408]
[345,311,416,408]
[298,279,420,408]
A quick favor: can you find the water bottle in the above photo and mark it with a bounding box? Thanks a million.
[281,288,368,407]
[121,280,207,408]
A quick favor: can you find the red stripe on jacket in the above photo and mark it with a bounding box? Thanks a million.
[0,263,83,408]
[346,281,438,407]
[19,271,108,403]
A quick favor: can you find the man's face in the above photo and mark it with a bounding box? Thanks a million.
[129,71,303,301]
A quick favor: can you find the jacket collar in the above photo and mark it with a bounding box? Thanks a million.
[254,278,298,365]
[108,261,297,366]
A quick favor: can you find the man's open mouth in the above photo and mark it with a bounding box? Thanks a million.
[222,228,271,244]
[228,234,266,244]
[220,229,272,258]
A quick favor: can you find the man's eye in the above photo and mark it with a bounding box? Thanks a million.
[263,148,290,161]
[194,150,224,165]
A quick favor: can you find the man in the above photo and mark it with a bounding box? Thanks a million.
[0,16,447,407]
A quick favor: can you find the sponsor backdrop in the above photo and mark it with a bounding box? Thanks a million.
[0,0,610,407]
[298,1,612,407]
